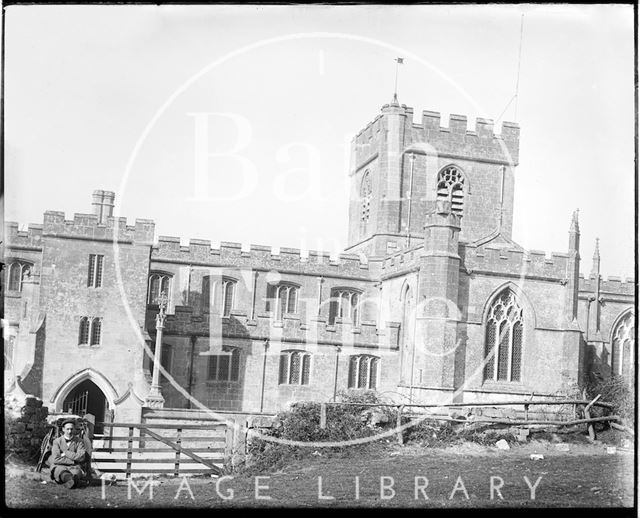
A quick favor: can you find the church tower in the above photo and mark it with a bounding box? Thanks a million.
[345,100,520,257]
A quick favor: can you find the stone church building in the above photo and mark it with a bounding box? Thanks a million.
[3,99,635,425]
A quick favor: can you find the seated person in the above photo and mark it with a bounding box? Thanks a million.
[48,418,87,488]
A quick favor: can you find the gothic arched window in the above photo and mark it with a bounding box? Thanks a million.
[148,272,172,305]
[328,288,361,325]
[436,166,465,215]
[611,311,634,378]
[202,276,236,316]
[483,289,524,382]
[360,170,372,233]
[7,260,33,292]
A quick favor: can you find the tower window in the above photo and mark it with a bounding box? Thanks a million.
[87,254,104,288]
[7,261,33,292]
[360,170,372,234]
[436,166,465,215]
[483,289,523,382]
[348,355,379,389]
[328,288,361,325]
[78,317,102,346]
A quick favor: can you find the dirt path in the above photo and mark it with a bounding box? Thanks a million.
[5,443,634,509]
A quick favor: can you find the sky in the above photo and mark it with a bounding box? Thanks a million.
[4,4,636,278]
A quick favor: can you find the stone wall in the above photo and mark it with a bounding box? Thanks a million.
[5,393,49,460]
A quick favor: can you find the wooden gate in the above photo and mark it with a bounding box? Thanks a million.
[92,422,226,478]
[67,390,88,416]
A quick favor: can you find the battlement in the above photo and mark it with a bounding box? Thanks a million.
[579,274,635,296]
[462,244,571,280]
[354,104,519,166]
[4,222,44,250]
[152,236,374,277]
[150,306,401,349]
[41,211,155,244]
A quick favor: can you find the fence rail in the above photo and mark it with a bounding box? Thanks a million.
[315,395,619,444]
[93,422,225,478]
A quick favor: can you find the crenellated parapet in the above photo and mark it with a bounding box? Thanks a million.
[152,236,374,277]
[461,245,571,281]
[40,211,155,244]
[353,104,520,167]
[5,222,44,250]
[149,306,401,350]
[377,246,422,278]
[579,275,635,296]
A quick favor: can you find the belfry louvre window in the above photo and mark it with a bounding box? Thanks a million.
[436,166,465,215]
[87,254,104,288]
[328,289,361,325]
[611,311,634,378]
[483,289,523,382]
[207,349,240,382]
[78,317,102,346]
[348,355,379,389]
[148,273,172,305]
[360,170,372,233]
[278,350,311,385]
[266,283,299,319]
[202,276,236,316]
[7,261,33,292]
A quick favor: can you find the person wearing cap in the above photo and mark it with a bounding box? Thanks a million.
[49,419,87,488]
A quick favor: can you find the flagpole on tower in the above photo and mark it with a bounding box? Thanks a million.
[393,57,404,104]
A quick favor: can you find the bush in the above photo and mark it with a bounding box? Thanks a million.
[403,418,456,446]
[242,392,395,474]
[586,374,634,427]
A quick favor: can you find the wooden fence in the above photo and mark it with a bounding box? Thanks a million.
[316,395,620,444]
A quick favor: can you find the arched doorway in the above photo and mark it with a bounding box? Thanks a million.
[62,379,109,434]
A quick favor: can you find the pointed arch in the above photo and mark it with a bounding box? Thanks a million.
[436,164,471,216]
[609,307,635,378]
[50,368,119,411]
[481,283,532,383]
[481,281,537,330]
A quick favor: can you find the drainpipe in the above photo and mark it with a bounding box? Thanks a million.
[186,335,197,409]
[259,339,269,413]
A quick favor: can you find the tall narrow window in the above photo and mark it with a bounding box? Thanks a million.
[266,283,299,319]
[436,166,465,215]
[87,254,105,288]
[222,279,235,317]
[148,272,172,305]
[348,355,379,389]
[207,349,240,382]
[483,289,524,382]
[78,317,90,345]
[278,350,311,385]
[7,261,33,292]
[328,288,361,325]
[90,318,102,346]
[360,170,372,234]
[611,311,634,378]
